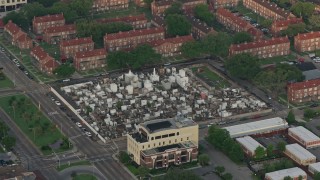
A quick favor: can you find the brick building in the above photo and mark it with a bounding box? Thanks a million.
[96,14,147,29]
[287,78,320,103]
[271,17,303,36]
[151,0,173,15]
[284,143,316,166]
[60,37,94,59]
[210,0,239,9]
[43,24,77,44]
[148,35,193,57]
[32,14,65,34]
[92,0,129,12]
[151,15,166,28]
[104,27,165,51]
[216,8,263,40]
[30,46,58,75]
[4,20,33,50]
[294,31,320,53]
[229,37,290,58]
[243,0,295,20]
[182,0,207,13]
[0,0,27,12]
[185,15,217,39]
[73,49,107,71]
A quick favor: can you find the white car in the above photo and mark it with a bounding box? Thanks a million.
[55,101,61,106]
[85,132,92,137]
[76,122,82,128]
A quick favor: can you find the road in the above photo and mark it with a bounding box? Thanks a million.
[0,52,133,180]
[59,165,106,180]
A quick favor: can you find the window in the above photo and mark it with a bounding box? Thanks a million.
[162,134,168,138]
[187,137,189,140]
[177,132,179,136]
[151,137,154,140]
[169,133,175,137]
[155,136,161,140]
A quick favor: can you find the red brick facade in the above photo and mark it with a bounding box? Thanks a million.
[211,0,239,9]
[43,24,77,44]
[229,37,290,58]
[32,14,65,34]
[4,20,33,50]
[104,27,165,51]
[60,37,94,59]
[96,14,147,29]
[151,0,206,15]
[73,49,107,71]
[287,79,320,103]
[92,0,129,12]
[294,31,320,53]
[271,18,303,36]
[186,15,217,39]
[243,0,295,20]
[30,46,58,75]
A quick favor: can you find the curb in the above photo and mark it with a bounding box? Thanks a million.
[112,153,138,180]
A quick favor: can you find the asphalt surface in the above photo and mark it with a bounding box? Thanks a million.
[59,165,106,180]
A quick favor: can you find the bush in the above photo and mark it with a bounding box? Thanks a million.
[119,151,131,164]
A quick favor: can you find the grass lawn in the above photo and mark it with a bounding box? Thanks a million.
[192,67,230,88]
[57,160,91,171]
[0,75,14,89]
[0,95,71,155]
[39,42,60,60]
[259,54,295,65]
[72,174,97,180]
[126,164,139,176]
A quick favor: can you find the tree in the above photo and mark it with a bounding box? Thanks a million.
[143,0,153,8]
[198,154,210,166]
[309,15,320,30]
[107,51,131,70]
[138,166,149,179]
[304,108,318,119]
[215,166,225,176]
[33,0,59,7]
[119,151,131,164]
[70,0,93,17]
[200,33,232,57]
[222,173,233,180]
[287,110,296,124]
[181,41,203,58]
[277,142,286,152]
[280,23,306,37]
[278,0,291,9]
[129,44,162,69]
[165,14,192,36]
[53,64,75,77]
[225,53,261,80]
[314,172,320,180]
[50,2,79,23]
[283,176,293,180]
[254,146,266,159]
[164,2,183,17]
[232,32,253,44]
[157,168,202,180]
[194,4,215,26]
[260,19,273,28]
[3,11,29,30]
[291,2,315,18]
[1,136,16,150]
[266,144,274,157]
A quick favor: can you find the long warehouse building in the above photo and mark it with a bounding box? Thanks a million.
[223,117,288,138]
[288,126,320,149]
[309,162,320,175]
[284,143,316,166]
[265,167,307,180]
[236,136,265,157]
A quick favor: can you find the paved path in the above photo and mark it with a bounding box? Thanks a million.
[59,165,106,180]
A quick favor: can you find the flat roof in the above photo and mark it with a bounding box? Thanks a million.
[142,141,197,155]
[236,136,265,153]
[289,126,320,143]
[309,162,320,172]
[223,117,288,138]
[286,143,316,160]
[141,117,197,134]
[265,167,306,180]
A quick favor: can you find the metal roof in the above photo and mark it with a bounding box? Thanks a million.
[265,167,306,180]
[309,162,320,173]
[286,143,316,160]
[289,126,320,143]
[223,117,288,138]
[236,136,265,153]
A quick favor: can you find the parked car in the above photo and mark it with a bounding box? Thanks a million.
[76,122,82,128]
[55,101,61,106]
[85,132,92,137]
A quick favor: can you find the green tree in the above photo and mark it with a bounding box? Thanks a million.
[277,141,286,152]
[200,33,232,57]
[33,0,59,7]
[143,0,153,8]
[181,41,203,58]
[53,64,75,77]
[309,15,320,30]
[232,32,253,44]
[314,172,320,180]
[198,154,210,166]
[215,166,225,176]
[157,168,202,180]
[194,4,215,26]
[3,11,29,30]
[222,173,233,180]
[291,1,315,18]
[287,110,296,124]
[280,23,306,37]
[20,2,47,23]
[165,14,192,36]
[278,0,291,9]
[50,2,79,23]
[304,108,318,119]
[266,144,274,157]
[164,2,183,17]
[1,136,16,150]
[255,146,266,159]
[260,19,273,28]
[107,51,131,69]
[129,44,162,69]
[283,176,293,180]
[138,166,150,179]
[119,151,131,164]
[70,0,93,17]
[225,53,261,80]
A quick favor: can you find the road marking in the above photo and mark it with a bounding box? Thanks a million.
[48,111,59,116]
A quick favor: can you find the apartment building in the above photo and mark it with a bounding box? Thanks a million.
[243,0,295,20]
[229,37,290,58]
[32,14,65,34]
[60,37,94,59]
[4,20,32,50]
[127,117,199,169]
[96,14,147,29]
[287,78,320,103]
[271,17,303,36]
[294,31,320,52]
[0,0,27,12]
[30,46,58,75]
[216,8,263,40]
[92,0,129,12]
[288,126,320,149]
[151,0,173,15]
[185,15,216,39]
[73,49,107,71]
[151,15,166,28]
[104,27,165,51]
[148,35,194,57]
[236,136,265,157]
[265,167,307,180]
[284,143,316,166]
[182,0,207,13]
[43,24,77,44]
[210,0,239,9]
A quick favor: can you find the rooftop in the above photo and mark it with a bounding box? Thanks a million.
[4,20,21,35]
[251,0,292,18]
[309,162,320,172]
[151,15,166,27]
[105,27,165,40]
[141,117,197,134]
[289,126,320,143]
[236,136,265,152]
[147,35,194,47]
[216,8,250,29]
[295,31,320,41]
[96,14,147,24]
[265,167,306,180]
[223,117,288,138]
[60,37,94,47]
[153,0,174,6]
[288,78,320,91]
[44,24,76,34]
[303,69,320,81]
[285,143,316,160]
[33,13,64,23]
[74,48,106,59]
[142,141,197,155]
[185,15,216,33]
[230,37,289,52]
[272,17,303,28]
